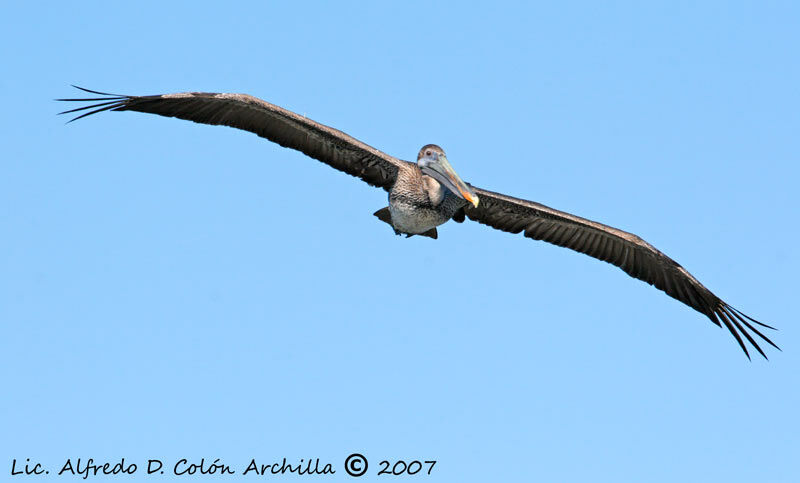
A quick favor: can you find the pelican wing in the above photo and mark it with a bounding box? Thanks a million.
[58,87,411,191]
[463,186,778,359]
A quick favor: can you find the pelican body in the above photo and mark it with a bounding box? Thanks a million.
[374,144,479,239]
[57,86,779,359]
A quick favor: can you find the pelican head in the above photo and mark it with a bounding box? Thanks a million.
[416,144,479,208]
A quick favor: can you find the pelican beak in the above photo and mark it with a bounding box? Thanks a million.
[420,154,480,208]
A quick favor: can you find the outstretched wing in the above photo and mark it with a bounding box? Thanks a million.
[462,187,779,359]
[58,86,412,191]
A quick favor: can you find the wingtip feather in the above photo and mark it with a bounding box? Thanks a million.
[70,85,124,97]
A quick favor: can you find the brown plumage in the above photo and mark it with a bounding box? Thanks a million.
[58,86,779,359]
[60,87,411,191]
[382,157,470,237]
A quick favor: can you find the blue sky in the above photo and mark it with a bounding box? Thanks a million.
[2,1,798,481]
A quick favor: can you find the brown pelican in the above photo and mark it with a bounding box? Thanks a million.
[58,86,779,359]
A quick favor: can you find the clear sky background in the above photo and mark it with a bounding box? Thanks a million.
[2,1,798,481]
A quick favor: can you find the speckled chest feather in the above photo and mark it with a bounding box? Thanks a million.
[387,165,467,234]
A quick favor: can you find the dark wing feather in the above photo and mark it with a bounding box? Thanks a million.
[465,187,779,359]
[58,86,411,191]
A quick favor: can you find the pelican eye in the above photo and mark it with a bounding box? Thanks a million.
[425,150,432,156]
